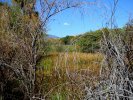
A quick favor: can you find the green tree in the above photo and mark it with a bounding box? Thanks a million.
[77,30,103,53]
[61,36,74,45]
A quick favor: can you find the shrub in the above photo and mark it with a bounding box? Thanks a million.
[77,30,103,53]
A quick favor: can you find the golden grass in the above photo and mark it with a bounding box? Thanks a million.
[38,52,103,99]
[39,52,103,76]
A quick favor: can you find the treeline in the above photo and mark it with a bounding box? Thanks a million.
[48,28,127,53]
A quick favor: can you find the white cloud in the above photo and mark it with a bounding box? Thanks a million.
[64,22,70,26]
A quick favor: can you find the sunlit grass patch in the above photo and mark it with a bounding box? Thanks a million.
[37,52,103,99]
[39,52,103,76]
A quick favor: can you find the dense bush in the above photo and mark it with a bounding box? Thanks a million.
[77,30,103,53]
[0,1,45,99]
[60,36,75,45]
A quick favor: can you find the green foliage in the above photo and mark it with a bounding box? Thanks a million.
[39,58,53,74]
[60,36,74,45]
[9,6,22,29]
[77,30,103,53]
[44,38,62,53]
[51,92,67,100]
[42,39,52,55]
[0,2,4,6]
[55,44,64,52]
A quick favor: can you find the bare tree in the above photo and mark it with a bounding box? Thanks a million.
[0,0,92,99]
[83,0,133,100]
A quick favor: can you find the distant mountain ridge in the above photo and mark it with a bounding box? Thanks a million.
[47,34,60,39]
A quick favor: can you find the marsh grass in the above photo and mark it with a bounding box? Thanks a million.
[38,52,103,99]
[39,52,103,75]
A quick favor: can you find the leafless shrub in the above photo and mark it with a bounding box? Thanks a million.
[83,0,133,99]
[0,0,96,99]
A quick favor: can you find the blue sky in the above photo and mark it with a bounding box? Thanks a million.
[40,0,133,37]
[2,0,133,37]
